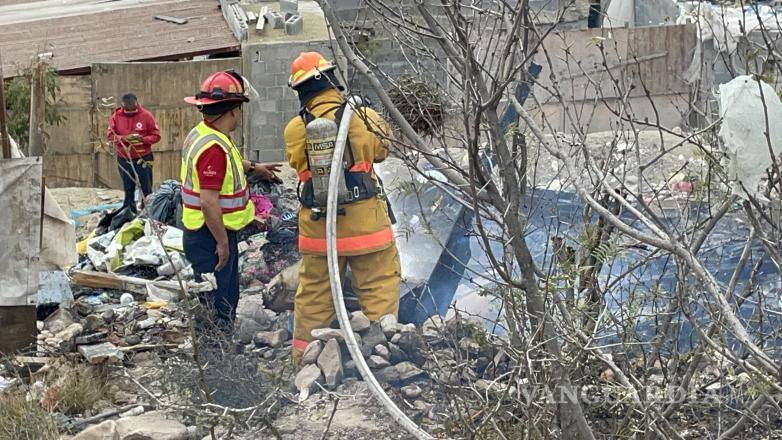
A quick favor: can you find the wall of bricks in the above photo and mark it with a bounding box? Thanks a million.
[243,39,335,162]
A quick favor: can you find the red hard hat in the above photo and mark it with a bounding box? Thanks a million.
[184,70,250,106]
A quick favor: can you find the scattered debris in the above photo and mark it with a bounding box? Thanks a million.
[153,15,188,25]
[78,343,124,365]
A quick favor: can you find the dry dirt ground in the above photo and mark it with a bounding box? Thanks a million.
[268,381,414,440]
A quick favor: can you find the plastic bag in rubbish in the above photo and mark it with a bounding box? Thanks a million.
[161,227,183,251]
[122,236,167,266]
[86,230,117,270]
[719,75,782,199]
[142,180,182,226]
[157,252,190,276]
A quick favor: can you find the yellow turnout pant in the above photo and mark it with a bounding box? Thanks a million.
[292,244,401,360]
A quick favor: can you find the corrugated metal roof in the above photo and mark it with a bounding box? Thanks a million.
[0,0,239,78]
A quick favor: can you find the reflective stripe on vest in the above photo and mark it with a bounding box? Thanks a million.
[182,134,244,198]
[180,122,254,231]
[180,187,249,211]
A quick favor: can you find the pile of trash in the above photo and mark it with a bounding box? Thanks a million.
[71,178,301,304]
[36,290,188,364]
[56,178,303,367]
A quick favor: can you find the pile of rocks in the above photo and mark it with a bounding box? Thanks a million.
[37,292,189,364]
[293,311,432,401]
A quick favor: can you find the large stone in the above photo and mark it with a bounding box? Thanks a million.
[388,343,408,364]
[401,384,422,399]
[56,322,83,340]
[422,315,445,330]
[311,328,344,342]
[367,355,390,369]
[115,411,188,439]
[82,314,105,333]
[399,323,417,333]
[235,316,267,345]
[353,332,372,358]
[396,332,426,366]
[458,337,482,355]
[317,339,343,389]
[44,308,75,334]
[56,323,84,351]
[253,329,290,348]
[379,314,399,338]
[395,362,427,384]
[373,366,400,385]
[349,311,371,332]
[262,261,300,313]
[374,344,389,360]
[101,309,116,323]
[78,342,124,365]
[236,294,274,327]
[360,322,386,352]
[294,364,323,401]
[72,420,118,439]
[301,340,323,365]
[343,359,358,378]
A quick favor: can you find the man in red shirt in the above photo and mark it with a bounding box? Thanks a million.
[107,93,161,211]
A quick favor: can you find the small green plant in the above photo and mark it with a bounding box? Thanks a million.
[3,60,66,149]
[0,392,58,440]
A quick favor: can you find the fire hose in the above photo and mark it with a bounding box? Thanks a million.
[325,96,434,440]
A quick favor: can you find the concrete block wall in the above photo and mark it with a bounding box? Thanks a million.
[330,0,451,106]
[243,39,336,162]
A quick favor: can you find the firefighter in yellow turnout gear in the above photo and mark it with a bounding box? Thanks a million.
[284,52,401,361]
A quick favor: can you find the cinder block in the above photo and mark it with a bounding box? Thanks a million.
[280,0,298,14]
[264,11,284,29]
[275,73,291,87]
[285,15,303,35]
[258,100,278,111]
[258,149,286,163]
[266,87,284,100]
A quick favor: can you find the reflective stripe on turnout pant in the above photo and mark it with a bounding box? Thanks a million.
[292,244,401,358]
[183,226,240,334]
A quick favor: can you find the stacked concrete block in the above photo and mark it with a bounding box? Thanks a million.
[264,10,284,29]
[285,14,303,35]
[280,0,299,14]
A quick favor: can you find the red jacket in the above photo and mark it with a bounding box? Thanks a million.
[107,105,161,159]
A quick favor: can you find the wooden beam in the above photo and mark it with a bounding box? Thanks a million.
[70,270,216,296]
[0,50,11,159]
[28,57,46,157]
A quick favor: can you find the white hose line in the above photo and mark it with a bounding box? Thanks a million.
[325,96,435,440]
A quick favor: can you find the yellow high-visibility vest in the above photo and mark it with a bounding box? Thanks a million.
[180,121,255,231]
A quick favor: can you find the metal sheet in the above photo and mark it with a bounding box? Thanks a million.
[0,157,43,306]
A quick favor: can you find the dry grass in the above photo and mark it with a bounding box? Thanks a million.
[0,393,58,440]
[40,368,112,415]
